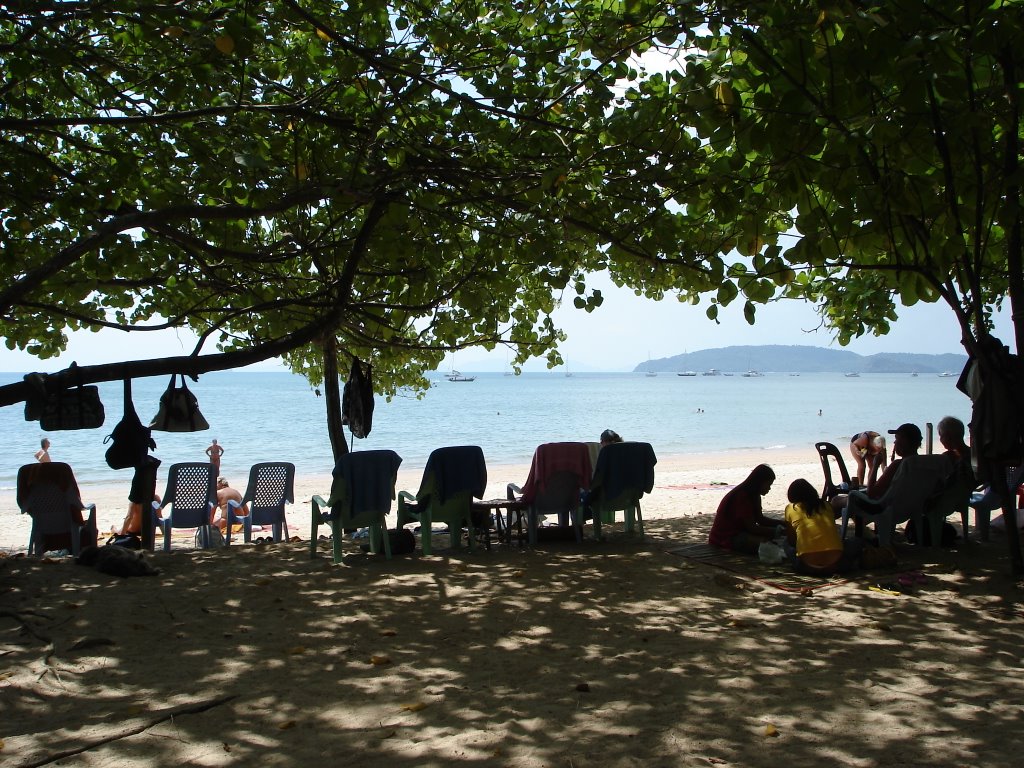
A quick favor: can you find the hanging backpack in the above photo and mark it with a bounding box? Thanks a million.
[104,378,157,470]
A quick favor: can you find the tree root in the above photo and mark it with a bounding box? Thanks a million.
[15,693,239,768]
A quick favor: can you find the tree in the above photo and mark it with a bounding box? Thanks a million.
[2,0,701,421]
[604,0,1024,567]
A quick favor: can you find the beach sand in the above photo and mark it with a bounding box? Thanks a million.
[3,448,1024,767]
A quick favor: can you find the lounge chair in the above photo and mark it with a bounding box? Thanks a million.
[396,445,488,555]
[815,441,863,501]
[841,454,954,547]
[507,442,592,546]
[154,462,218,552]
[586,441,657,540]
[225,462,295,545]
[309,449,402,563]
[17,462,98,556]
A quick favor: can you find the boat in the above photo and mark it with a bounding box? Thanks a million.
[447,370,475,382]
[677,371,697,377]
[939,371,955,377]
[702,368,721,376]
[742,370,764,377]
[645,370,658,377]
[911,372,918,377]
[844,372,860,377]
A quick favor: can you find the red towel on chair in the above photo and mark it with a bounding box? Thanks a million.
[520,442,592,504]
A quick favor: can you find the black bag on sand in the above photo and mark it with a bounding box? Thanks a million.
[360,529,415,555]
[151,374,209,432]
[107,533,142,550]
[105,378,157,469]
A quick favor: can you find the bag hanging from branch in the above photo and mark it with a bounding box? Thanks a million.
[150,374,209,432]
[38,382,106,431]
[104,378,157,469]
[341,357,374,439]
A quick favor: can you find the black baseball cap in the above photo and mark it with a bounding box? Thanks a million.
[888,423,923,443]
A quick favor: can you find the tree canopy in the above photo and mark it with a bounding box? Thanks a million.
[2,0,1022,409]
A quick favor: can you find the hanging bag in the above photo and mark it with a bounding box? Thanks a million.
[38,381,105,431]
[150,374,210,432]
[104,378,157,469]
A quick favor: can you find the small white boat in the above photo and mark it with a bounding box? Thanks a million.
[844,372,860,377]
[742,370,764,377]
[939,372,955,377]
[447,370,475,382]
[702,368,721,376]
[677,371,697,377]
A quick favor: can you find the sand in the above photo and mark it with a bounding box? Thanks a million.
[3,448,1024,767]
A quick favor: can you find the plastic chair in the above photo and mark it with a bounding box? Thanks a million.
[225,462,295,545]
[815,442,861,501]
[17,463,97,556]
[396,446,488,555]
[587,442,657,540]
[841,454,953,546]
[507,442,592,546]
[309,450,402,563]
[154,462,218,552]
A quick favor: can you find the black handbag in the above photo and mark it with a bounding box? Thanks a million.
[150,374,210,432]
[38,383,105,431]
[104,379,157,469]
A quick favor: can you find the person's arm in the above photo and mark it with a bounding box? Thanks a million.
[868,460,899,498]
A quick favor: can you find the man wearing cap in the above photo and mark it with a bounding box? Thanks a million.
[831,422,923,518]
[865,423,924,499]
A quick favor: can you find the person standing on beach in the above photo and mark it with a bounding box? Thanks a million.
[34,438,51,463]
[849,431,886,485]
[205,439,224,471]
[708,464,783,554]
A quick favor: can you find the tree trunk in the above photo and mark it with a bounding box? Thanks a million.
[323,338,348,464]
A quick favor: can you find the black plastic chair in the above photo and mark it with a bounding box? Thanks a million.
[815,442,860,501]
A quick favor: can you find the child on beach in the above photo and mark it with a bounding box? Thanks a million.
[783,478,863,575]
[708,464,784,554]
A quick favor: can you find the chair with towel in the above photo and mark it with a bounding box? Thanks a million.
[17,463,98,556]
[396,445,488,555]
[154,462,219,552]
[225,462,295,545]
[586,441,657,540]
[309,449,402,563]
[507,442,592,546]
[841,454,954,547]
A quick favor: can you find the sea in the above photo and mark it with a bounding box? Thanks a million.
[0,369,972,489]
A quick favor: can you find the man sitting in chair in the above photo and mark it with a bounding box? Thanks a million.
[832,423,922,518]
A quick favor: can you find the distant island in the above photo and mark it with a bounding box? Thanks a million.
[636,344,967,375]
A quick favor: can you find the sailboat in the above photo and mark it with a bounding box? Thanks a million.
[446,353,475,382]
[645,351,657,376]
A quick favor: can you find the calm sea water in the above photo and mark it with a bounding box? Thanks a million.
[0,370,972,489]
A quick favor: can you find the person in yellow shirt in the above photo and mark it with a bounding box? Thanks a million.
[784,478,863,575]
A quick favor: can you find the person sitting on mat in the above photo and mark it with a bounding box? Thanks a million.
[783,478,863,575]
[708,464,783,554]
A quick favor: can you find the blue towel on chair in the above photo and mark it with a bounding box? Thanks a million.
[331,450,402,515]
[419,445,487,503]
[592,442,657,502]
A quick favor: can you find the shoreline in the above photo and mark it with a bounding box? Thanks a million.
[1,446,820,552]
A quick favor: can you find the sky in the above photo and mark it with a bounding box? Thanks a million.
[0,270,1014,374]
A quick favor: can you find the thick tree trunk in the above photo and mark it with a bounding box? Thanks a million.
[322,338,348,464]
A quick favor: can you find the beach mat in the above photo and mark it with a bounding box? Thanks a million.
[664,541,848,593]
